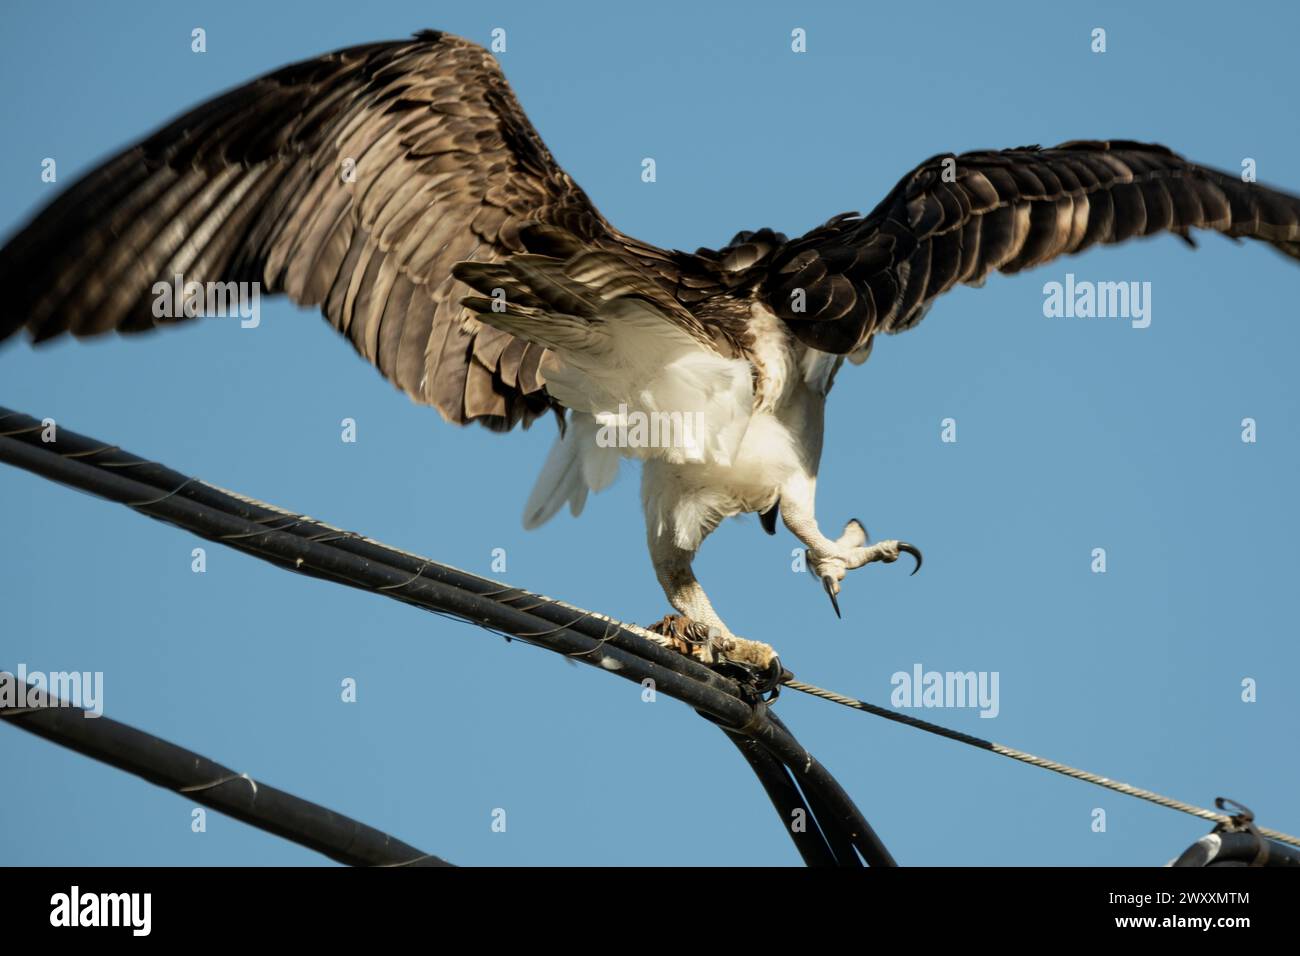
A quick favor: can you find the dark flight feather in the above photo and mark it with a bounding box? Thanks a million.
[6,34,1300,427]
[763,141,1300,354]
[0,31,682,430]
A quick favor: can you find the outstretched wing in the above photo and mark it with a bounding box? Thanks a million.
[762,141,1300,354]
[0,30,673,430]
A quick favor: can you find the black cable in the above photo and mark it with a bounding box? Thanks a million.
[0,406,895,866]
[764,710,895,866]
[0,431,755,726]
[0,673,450,867]
[721,729,842,867]
[0,409,741,698]
[1171,830,1300,867]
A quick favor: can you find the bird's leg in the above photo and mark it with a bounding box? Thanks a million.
[645,534,782,678]
[778,472,921,617]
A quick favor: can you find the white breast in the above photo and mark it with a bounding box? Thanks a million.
[524,295,841,550]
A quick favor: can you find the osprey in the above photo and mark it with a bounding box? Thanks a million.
[5,31,1300,674]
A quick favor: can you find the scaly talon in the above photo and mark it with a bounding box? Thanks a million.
[898,541,923,575]
[821,574,841,618]
[806,530,921,620]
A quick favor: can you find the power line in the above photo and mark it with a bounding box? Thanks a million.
[0,407,891,866]
[7,404,1288,864]
[1,673,451,866]
[785,678,1300,850]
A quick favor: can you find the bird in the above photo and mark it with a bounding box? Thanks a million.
[4,30,1300,679]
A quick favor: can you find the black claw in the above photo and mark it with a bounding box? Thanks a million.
[754,656,793,696]
[821,575,841,618]
[898,542,923,575]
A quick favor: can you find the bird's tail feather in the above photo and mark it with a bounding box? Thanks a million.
[523,412,618,528]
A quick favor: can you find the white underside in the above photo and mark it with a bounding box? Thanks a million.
[522,299,842,552]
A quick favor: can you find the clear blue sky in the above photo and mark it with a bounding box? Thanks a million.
[2,0,1297,866]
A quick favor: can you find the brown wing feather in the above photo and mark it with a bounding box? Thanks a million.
[763,141,1300,353]
[0,30,672,430]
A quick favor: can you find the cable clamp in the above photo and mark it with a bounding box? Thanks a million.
[1214,796,1269,865]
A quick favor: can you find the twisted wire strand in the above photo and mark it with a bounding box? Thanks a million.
[785,679,1300,849]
